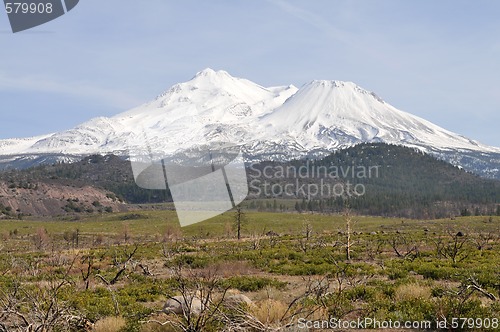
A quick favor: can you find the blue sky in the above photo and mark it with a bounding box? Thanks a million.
[0,0,499,146]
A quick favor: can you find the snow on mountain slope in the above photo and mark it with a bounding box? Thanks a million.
[0,69,297,157]
[119,68,297,156]
[260,80,497,153]
[0,68,499,178]
[0,135,54,155]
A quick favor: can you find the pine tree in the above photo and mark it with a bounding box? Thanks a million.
[295,202,301,213]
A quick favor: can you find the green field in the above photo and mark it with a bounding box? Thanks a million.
[0,210,499,331]
[2,210,498,240]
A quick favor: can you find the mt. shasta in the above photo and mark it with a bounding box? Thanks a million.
[1,68,499,178]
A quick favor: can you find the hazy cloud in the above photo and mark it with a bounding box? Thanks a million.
[0,73,144,109]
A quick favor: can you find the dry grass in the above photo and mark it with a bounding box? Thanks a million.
[140,319,177,332]
[93,316,127,332]
[212,260,259,277]
[251,299,289,326]
[394,283,431,302]
[163,223,182,242]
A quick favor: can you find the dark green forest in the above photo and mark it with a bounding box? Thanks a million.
[1,144,498,219]
[247,144,500,218]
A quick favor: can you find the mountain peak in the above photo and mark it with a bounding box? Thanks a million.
[306,79,370,92]
[153,68,236,101]
[1,69,499,179]
[304,80,384,103]
[184,68,248,91]
[193,68,231,80]
[308,80,352,87]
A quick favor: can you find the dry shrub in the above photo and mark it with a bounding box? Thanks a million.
[121,223,131,243]
[94,233,105,246]
[224,221,233,238]
[93,316,127,332]
[251,299,289,325]
[140,320,177,332]
[304,305,329,321]
[394,283,431,302]
[253,287,286,302]
[163,224,182,242]
[33,227,50,250]
[214,260,256,277]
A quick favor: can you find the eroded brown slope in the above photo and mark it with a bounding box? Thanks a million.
[0,181,128,217]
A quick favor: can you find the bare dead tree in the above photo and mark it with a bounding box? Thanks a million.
[442,230,470,263]
[471,231,497,252]
[303,219,313,241]
[447,274,498,302]
[432,235,446,259]
[387,232,420,260]
[297,220,314,253]
[365,237,385,261]
[340,208,357,261]
[0,257,91,331]
[250,232,262,251]
[277,276,331,328]
[91,245,139,317]
[96,244,138,285]
[138,263,153,276]
[143,264,231,332]
[80,254,94,290]
[144,249,334,332]
[234,206,246,241]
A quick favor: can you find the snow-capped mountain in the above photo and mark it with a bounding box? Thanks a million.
[263,80,494,152]
[1,68,499,178]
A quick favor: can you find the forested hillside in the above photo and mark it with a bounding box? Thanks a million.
[0,144,498,219]
[248,144,500,218]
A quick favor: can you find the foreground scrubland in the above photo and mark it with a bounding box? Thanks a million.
[0,211,499,331]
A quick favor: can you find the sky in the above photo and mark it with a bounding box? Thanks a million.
[0,0,499,147]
